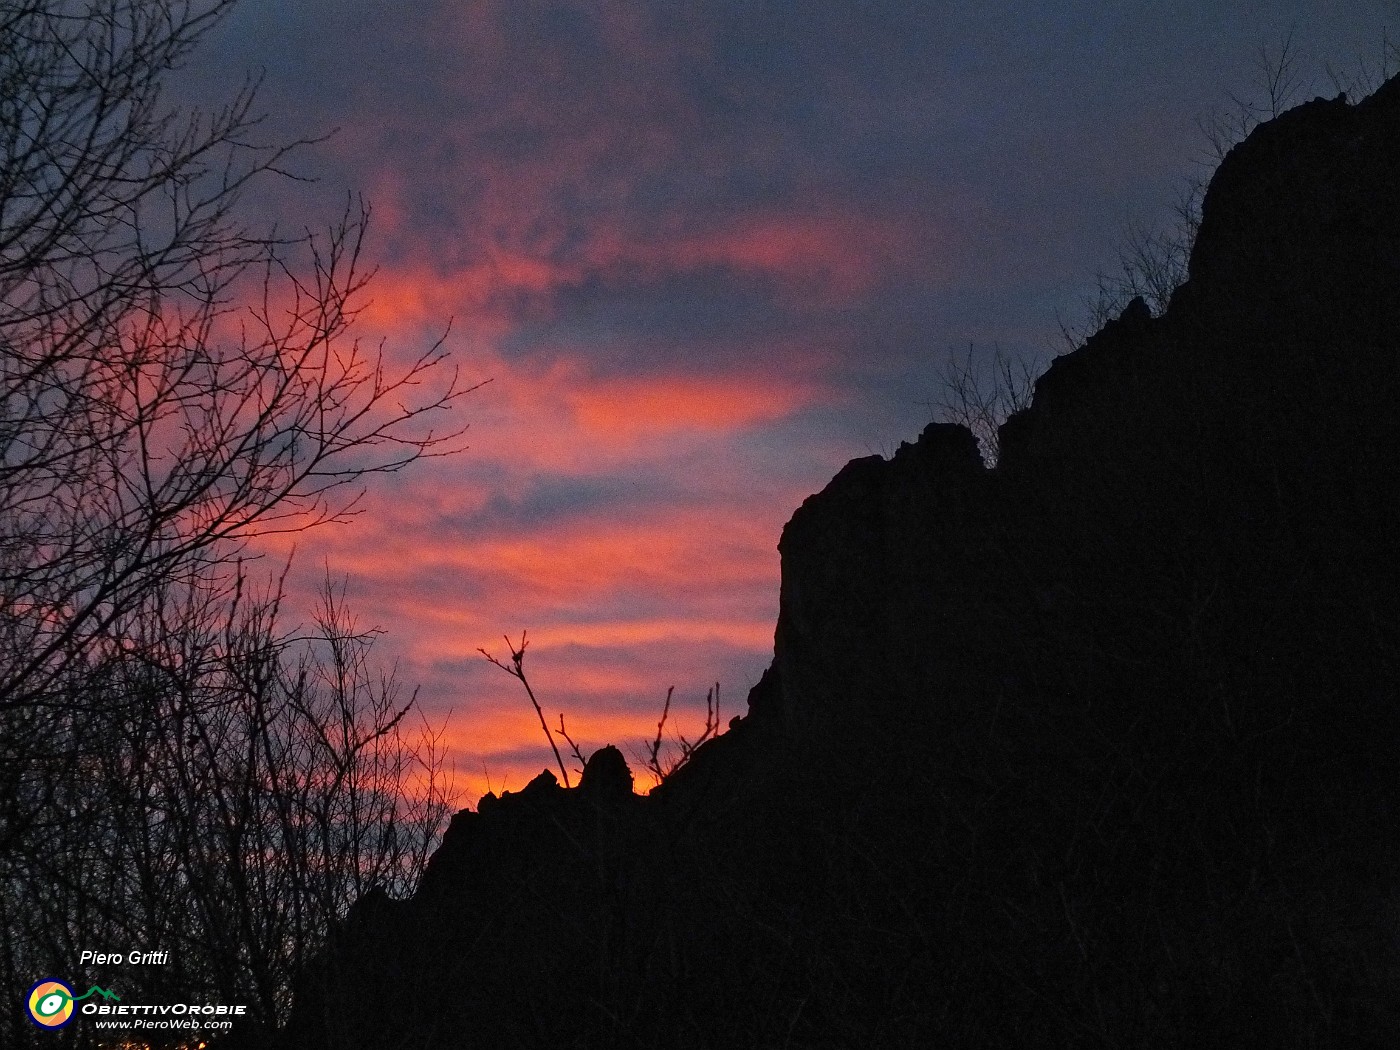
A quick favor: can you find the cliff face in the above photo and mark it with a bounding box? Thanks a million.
[281,80,1400,1050]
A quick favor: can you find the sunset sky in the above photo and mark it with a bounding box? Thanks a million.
[192,0,1396,800]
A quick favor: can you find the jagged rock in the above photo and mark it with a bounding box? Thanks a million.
[518,767,559,798]
[579,744,633,801]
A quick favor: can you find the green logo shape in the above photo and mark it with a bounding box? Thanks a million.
[35,985,120,1016]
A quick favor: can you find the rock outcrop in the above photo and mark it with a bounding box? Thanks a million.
[279,80,1400,1049]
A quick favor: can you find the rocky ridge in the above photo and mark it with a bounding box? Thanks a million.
[280,79,1400,1049]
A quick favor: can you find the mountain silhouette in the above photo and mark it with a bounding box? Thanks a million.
[279,77,1400,1049]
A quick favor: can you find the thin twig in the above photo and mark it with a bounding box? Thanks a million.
[645,686,676,784]
[556,714,586,776]
[478,631,571,788]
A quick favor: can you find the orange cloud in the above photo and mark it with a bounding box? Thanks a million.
[565,371,819,436]
[309,501,782,609]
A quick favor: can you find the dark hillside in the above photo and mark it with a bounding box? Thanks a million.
[280,79,1400,1049]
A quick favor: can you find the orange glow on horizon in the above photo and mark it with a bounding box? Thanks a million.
[439,689,736,803]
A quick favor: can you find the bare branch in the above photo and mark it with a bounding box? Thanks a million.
[478,631,572,788]
[556,714,586,777]
[927,344,1038,467]
[636,682,722,789]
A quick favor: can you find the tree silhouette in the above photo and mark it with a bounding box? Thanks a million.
[0,2,464,1043]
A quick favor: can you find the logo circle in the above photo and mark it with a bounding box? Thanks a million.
[27,979,75,1029]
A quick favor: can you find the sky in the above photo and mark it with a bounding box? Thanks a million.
[189,0,1399,800]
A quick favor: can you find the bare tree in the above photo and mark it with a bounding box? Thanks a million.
[0,0,469,721]
[0,569,457,1041]
[0,2,466,1044]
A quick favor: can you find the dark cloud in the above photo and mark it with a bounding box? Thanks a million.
[500,266,806,361]
[459,470,680,532]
